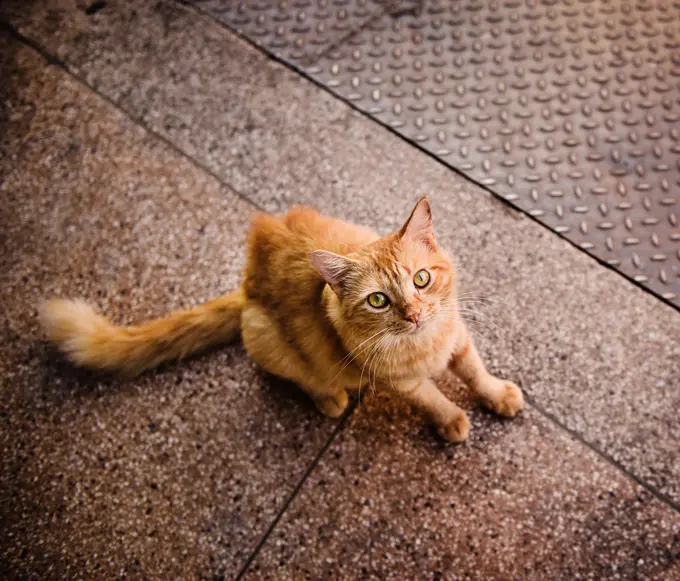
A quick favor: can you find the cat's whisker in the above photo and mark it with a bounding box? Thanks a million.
[462,320,497,338]
[367,339,381,389]
[442,303,500,327]
[367,337,386,394]
[456,295,497,303]
[455,301,498,313]
[438,310,499,337]
[371,334,394,389]
[365,337,382,389]
[329,328,389,373]
[441,306,496,327]
[369,331,397,391]
[455,291,496,301]
[355,333,390,403]
[457,321,497,339]
[326,328,390,390]
[370,334,394,389]
[359,335,388,398]
[384,336,398,391]
[455,293,510,308]
[452,307,500,330]
[456,310,500,335]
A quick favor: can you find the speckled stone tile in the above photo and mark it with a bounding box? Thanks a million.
[0,33,339,580]
[659,562,680,581]
[2,0,678,506]
[241,394,680,581]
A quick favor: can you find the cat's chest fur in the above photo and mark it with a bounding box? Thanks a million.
[340,319,459,389]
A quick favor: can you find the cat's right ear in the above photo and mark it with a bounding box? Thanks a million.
[310,250,358,298]
[399,196,437,251]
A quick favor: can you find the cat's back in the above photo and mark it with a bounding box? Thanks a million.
[243,206,376,308]
[283,206,378,251]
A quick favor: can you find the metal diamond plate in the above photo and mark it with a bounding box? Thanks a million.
[193,0,384,65]
[195,0,680,307]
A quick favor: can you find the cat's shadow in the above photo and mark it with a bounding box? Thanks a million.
[36,342,516,447]
[35,340,316,415]
[37,342,121,395]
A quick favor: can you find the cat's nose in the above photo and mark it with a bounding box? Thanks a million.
[405,311,421,325]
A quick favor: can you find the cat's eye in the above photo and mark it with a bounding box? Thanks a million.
[367,292,389,309]
[414,269,431,288]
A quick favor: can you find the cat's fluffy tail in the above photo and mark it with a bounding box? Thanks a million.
[40,290,245,375]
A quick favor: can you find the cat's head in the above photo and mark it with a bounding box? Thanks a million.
[310,197,456,341]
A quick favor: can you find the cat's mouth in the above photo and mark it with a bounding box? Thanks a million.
[403,318,429,335]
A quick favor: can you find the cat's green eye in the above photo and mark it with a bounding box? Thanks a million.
[414,269,431,288]
[367,292,389,309]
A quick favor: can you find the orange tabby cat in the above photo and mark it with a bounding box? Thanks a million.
[41,198,523,442]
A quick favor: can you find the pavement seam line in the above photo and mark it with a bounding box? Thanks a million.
[522,393,680,514]
[234,402,357,580]
[176,1,680,315]
[0,20,267,218]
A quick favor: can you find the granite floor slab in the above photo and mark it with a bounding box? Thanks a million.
[242,393,680,581]
[1,0,678,505]
[0,32,341,580]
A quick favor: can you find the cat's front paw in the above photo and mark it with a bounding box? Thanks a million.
[436,410,470,444]
[314,390,349,418]
[481,380,524,417]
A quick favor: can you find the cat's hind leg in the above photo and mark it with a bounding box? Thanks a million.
[241,303,349,417]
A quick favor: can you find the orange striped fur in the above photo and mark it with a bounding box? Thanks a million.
[41,198,523,441]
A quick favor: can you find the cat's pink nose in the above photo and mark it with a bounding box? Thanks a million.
[405,311,421,325]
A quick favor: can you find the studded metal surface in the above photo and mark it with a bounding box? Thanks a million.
[194,0,385,65]
[193,0,680,307]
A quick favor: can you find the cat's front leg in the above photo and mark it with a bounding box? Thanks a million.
[395,377,470,443]
[312,387,349,418]
[448,324,524,417]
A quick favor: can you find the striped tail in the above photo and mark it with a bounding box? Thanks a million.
[40,290,245,375]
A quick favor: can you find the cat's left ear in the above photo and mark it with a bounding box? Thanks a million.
[399,196,437,251]
[309,250,358,298]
